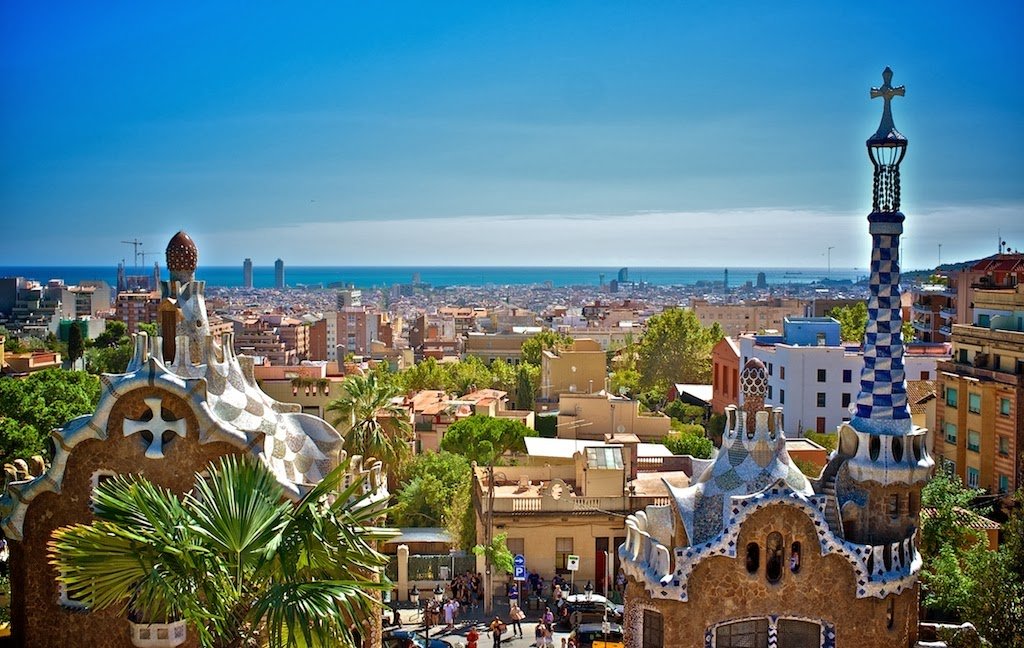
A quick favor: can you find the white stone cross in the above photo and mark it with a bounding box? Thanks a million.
[123,396,187,459]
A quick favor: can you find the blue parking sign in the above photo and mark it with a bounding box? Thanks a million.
[514,554,526,580]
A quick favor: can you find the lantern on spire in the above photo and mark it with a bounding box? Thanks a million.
[866,67,907,213]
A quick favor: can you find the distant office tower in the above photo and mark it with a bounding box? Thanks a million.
[723,268,729,292]
[153,262,160,289]
[243,258,253,288]
[756,272,767,289]
[617,267,629,283]
[274,259,284,289]
[337,289,362,308]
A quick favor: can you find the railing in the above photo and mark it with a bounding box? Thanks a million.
[489,494,670,515]
[939,308,956,320]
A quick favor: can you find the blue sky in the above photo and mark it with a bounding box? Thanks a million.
[2,2,1022,268]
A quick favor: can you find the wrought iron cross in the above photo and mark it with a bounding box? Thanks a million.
[870,66,905,137]
[123,396,187,459]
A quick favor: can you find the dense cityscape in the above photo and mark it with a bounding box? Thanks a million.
[2,3,1023,648]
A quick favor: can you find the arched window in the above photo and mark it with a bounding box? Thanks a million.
[745,543,760,574]
[886,598,895,629]
[888,494,899,519]
[789,541,801,573]
[766,532,784,583]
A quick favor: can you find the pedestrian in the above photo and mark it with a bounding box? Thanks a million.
[509,602,525,637]
[508,581,519,608]
[467,626,480,648]
[489,615,507,648]
[542,606,554,627]
[535,620,545,647]
[444,599,456,630]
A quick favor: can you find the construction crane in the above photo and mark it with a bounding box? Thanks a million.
[138,250,159,264]
[121,239,144,267]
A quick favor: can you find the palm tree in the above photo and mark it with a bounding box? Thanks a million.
[49,455,396,648]
[326,373,412,475]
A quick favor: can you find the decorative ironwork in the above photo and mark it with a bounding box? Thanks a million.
[123,396,187,459]
[867,67,907,213]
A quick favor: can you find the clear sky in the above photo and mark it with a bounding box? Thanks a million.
[2,1,1022,268]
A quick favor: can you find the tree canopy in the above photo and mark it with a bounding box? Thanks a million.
[662,424,714,459]
[636,308,723,390]
[326,373,412,473]
[0,368,100,463]
[520,330,573,366]
[828,302,915,343]
[440,415,536,466]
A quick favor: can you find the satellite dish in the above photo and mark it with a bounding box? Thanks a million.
[618,387,628,396]
[617,425,626,434]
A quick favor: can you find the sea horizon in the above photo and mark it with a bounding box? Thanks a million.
[0,265,873,290]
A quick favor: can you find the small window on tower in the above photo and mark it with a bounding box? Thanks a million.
[745,543,760,574]
[888,494,899,518]
[765,532,784,583]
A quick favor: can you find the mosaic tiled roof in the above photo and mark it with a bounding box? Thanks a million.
[667,359,813,546]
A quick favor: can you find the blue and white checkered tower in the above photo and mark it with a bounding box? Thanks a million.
[838,68,932,494]
[852,66,912,437]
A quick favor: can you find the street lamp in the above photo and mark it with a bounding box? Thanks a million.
[827,246,835,283]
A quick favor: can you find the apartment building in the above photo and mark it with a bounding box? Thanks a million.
[540,338,607,401]
[114,290,161,334]
[935,284,1024,498]
[557,392,671,441]
[738,317,948,434]
[691,297,805,336]
[910,283,955,343]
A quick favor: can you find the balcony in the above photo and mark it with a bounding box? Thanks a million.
[487,493,670,515]
[912,320,932,333]
[911,303,934,316]
[938,360,1024,387]
[940,307,956,320]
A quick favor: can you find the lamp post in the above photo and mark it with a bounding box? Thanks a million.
[827,246,835,283]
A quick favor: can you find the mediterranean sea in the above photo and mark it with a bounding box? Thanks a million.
[0,266,864,289]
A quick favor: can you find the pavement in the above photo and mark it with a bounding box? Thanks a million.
[390,599,576,647]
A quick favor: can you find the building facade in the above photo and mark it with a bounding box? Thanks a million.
[934,284,1024,497]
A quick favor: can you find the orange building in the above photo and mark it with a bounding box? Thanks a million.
[711,336,740,414]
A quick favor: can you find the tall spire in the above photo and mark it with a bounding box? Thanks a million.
[852,67,912,436]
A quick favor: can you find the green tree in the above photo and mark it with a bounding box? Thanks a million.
[609,367,641,398]
[50,455,395,648]
[0,368,100,462]
[393,451,472,531]
[665,401,706,425]
[472,532,514,576]
[93,320,129,349]
[520,330,573,366]
[440,416,536,611]
[803,430,837,454]
[514,363,536,411]
[397,357,448,392]
[444,356,493,395]
[828,303,868,343]
[326,373,412,476]
[920,466,987,559]
[662,424,714,459]
[67,321,84,368]
[636,308,723,390]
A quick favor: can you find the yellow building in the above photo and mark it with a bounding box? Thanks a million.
[690,297,805,337]
[935,284,1024,499]
[473,440,688,596]
[464,331,535,364]
[540,338,607,401]
[557,392,670,442]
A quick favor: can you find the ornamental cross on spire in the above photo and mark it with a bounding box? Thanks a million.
[870,66,905,141]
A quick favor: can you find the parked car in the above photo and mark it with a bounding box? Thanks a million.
[557,593,622,630]
[383,628,455,648]
[569,622,625,648]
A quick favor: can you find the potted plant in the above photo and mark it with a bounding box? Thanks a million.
[50,456,396,648]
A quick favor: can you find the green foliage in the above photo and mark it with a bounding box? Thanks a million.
[67,321,84,366]
[473,532,514,576]
[86,320,133,374]
[803,430,837,454]
[609,368,641,398]
[440,415,536,466]
[392,451,472,535]
[520,330,573,366]
[49,455,396,648]
[92,320,128,349]
[828,302,874,343]
[514,363,536,411]
[397,357,448,392]
[0,368,100,463]
[793,457,822,479]
[326,373,412,473]
[137,322,158,337]
[922,544,975,617]
[636,308,723,390]
[960,542,1024,647]
[662,425,714,459]
[665,400,706,425]
[0,418,48,466]
[535,415,557,438]
[921,466,987,559]
[707,413,726,440]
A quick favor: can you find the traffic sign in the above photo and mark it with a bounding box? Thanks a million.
[566,554,580,571]
[514,554,527,580]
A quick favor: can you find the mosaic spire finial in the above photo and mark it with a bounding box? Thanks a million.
[740,358,768,435]
[853,69,912,437]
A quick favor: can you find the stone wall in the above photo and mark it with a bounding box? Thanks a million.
[624,504,918,648]
[11,385,239,648]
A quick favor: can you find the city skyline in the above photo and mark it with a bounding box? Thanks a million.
[2,2,1022,267]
